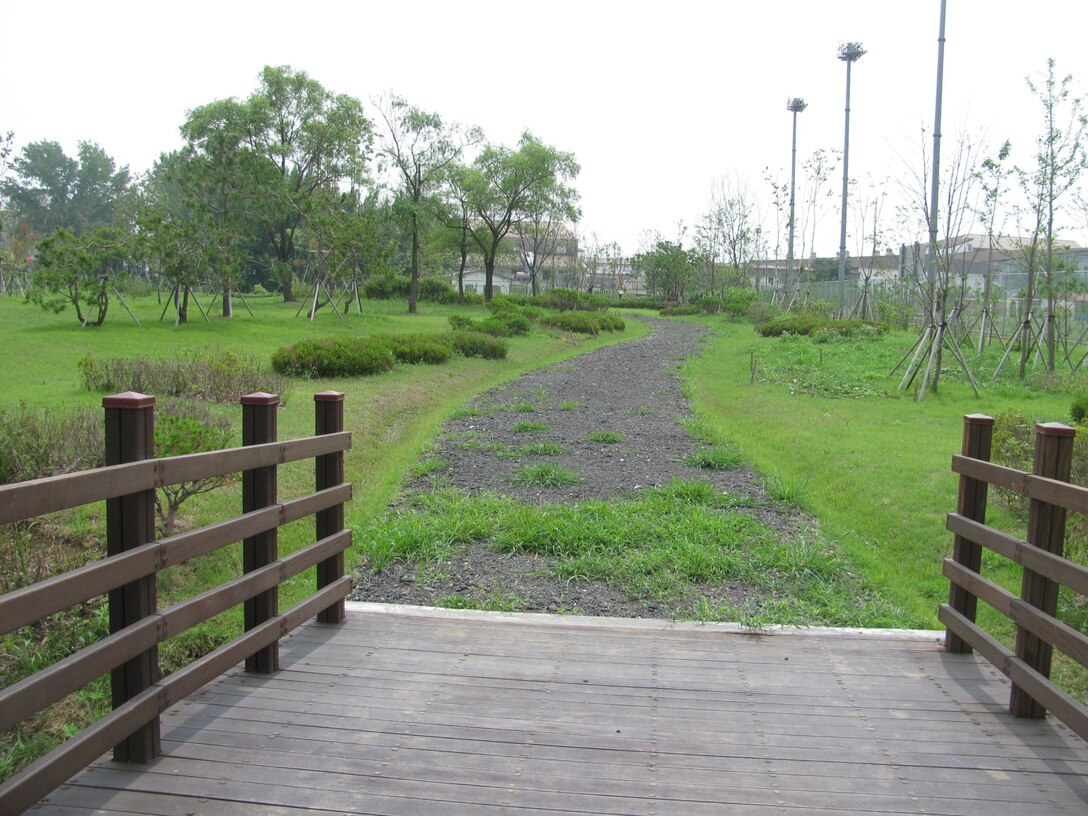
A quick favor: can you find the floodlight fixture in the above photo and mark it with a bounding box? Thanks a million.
[838,42,867,63]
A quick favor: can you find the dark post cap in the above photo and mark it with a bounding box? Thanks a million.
[963,414,995,426]
[1036,422,1076,437]
[103,392,156,409]
[241,392,280,406]
[314,391,345,402]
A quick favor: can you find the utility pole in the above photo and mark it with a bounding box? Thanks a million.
[928,0,947,289]
[837,42,866,314]
[786,98,807,297]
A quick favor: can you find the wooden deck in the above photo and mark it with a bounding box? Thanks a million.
[37,603,1088,815]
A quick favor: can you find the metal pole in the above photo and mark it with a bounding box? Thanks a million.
[787,98,806,295]
[837,43,866,313]
[928,0,948,288]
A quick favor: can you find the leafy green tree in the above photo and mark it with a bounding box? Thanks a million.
[633,239,695,301]
[154,403,234,536]
[182,66,372,302]
[437,163,475,300]
[376,95,481,313]
[168,101,265,316]
[1017,59,1087,373]
[1,140,129,239]
[520,182,580,295]
[464,132,579,301]
[30,225,131,326]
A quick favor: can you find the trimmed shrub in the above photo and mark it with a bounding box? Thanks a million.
[661,304,701,317]
[448,314,475,331]
[745,300,781,325]
[722,287,760,318]
[540,311,624,334]
[611,296,663,310]
[487,298,544,325]
[493,312,531,335]
[78,350,288,404]
[477,318,515,337]
[386,334,452,365]
[272,337,396,377]
[1073,394,1088,424]
[697,296,724,314]
[419,277,457,302]
[0,403,103,484]
[596,313,626,331]
[363,273,409,300]
[541,312,596,334]
[755,315,883,338]
[543,288,582,312]
[449,331,508,359]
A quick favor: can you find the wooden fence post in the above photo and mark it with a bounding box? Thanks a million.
[944,414,994,653]
[1010,421,1075,718]
[241,392,279,673]
[314,391,347,624]
[103,391,160,762]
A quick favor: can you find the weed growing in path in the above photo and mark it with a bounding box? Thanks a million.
[684,446,743,470]
[765,471,811,509]
[508,464,581,487]
[586,431,624,443]
[512,420,549,433]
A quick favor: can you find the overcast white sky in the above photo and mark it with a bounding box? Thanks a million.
[2,0,1086,257]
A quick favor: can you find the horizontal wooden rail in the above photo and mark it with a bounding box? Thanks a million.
[0,529,351,732]
[0,578,352,816]
[0,432,350,525]
[952,454,1088,515]
[0,391,353,815]
[939,604,1088,742]
[947,513,1088,599]
[0,484,351,637]
[943,559,1088,672]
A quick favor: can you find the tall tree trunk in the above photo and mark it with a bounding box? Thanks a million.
[223,286,233,318]
[408,215,419,314]
[484,255,495,301]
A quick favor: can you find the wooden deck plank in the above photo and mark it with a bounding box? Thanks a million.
[177,685,1083,754]
[41,605,1088,815]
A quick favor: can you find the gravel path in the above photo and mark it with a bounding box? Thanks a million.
[350,317,801,616]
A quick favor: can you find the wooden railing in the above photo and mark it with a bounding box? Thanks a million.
[942,413,1088,741]
[0,390,353,814]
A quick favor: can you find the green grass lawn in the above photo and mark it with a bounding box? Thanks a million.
[687,316,1088,700]
[688,319,1076,627]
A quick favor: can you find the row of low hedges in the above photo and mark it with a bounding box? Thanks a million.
[491,289,612,313]
[77,349,288,403]
[272,331,507,378]
[661,304,701,317]
[539,311,625,335]
[755,315,884,338]
[611,296,664,310]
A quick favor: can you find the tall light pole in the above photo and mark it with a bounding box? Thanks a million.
[786,98,807,295]
[837,42,866,312]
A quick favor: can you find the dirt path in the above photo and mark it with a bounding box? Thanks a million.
[350,317,800,616]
